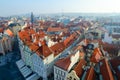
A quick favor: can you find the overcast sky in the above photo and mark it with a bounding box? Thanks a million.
[0,0,120,16]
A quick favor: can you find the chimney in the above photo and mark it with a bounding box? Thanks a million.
[38,42,41,47]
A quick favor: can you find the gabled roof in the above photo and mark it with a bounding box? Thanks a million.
[90,48,102,63]
[74,59,86,77]
[110,56,120,80]
[63,33,76,47]
[29,43,39,52]
[85,67,96,80]
[55,55,72,71]
[50,42,65,56]
[5,28,14,37]
[37,44,52,58]
[100,59,114,80]
[18,28,52,58]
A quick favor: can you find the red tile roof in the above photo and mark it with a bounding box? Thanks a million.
[110,56,120,80]
[100,59,114,80]
[85,67,96,80]
[5,29,14,37]
[29,43,39,52]
[55,55,72,71]
[0,28,3,33]
[47,27,68,32]
[50,42,65,56]
[18,28,52,58]
[79,52,85,58]
[37,44,52,58]
[64,33,77,47]
[90,48,102,63]
[74,59,86,77]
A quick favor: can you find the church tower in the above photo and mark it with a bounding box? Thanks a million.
[31,12,34,27]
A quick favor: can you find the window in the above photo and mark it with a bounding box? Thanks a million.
[62,72,65,76]
[74,78,76,80]
[55,69,57,73]
[56,69,58,74]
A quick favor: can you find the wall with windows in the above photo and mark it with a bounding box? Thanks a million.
[67,71,79,80]
[54,66,68,80]
[32,53,47,80]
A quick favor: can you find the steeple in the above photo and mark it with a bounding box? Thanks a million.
[31,12,34,27]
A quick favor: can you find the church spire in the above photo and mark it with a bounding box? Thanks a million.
[31,12,34,27]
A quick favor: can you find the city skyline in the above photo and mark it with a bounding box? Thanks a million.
[0,0,120,16]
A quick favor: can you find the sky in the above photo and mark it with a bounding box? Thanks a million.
[0,0,120,16]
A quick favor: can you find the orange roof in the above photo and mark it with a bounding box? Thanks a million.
[85,67,96,80]
[37,44,52,58]
[90,48,102,63]
[76,46,83,50]
[110,57,120,80]
[47,27,68,32]
[79,52,85,58]
[74,59,86,77]
[55,55,72,71]
[63,33,76,47]
[0,28,3,33]
[5,29,14,37]
[29,43,39,52]
[18,28,52,58]
[50,42,65,56]
[100,59,114,80]
[64,37,71,47]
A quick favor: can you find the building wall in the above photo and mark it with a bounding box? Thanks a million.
[0,36,13,55]
[0,40,5,54]
[67,71,80,80]
[68,51,80,71]
[32,53,47,80]
[54,66,68,80]
[103,32,112,44]
[44,53,54,77]
[112,38,120,44]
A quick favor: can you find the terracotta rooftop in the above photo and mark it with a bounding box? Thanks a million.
[5,29,14,37]
[110,56,120,80]
[100,59,114,80]
[0,28,3,33]
[37,44,52,58]
[55,55,72,71]
[74,59,86,77]
[73,45,83,51]
[85,67,96,80]
[50,42,65,56]
[90,48,102,63]
[18,28,52,58]
[47,27,68,32]
[29,43,39,52]
[64,33,77,47]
